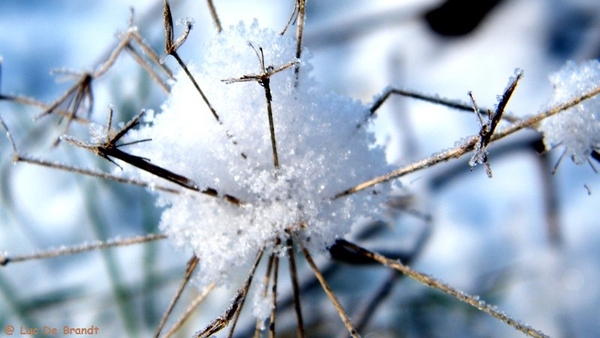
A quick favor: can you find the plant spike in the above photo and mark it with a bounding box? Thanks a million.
[154,255,199,338]
[63,108,241,204]
[299,242,360,338]
[335,81,600,200]
[0,234,167,267]
[336,240,549,338]
[193,249,264,338]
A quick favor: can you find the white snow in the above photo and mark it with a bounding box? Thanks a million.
[127,21,393,285]
[539,60,600,165]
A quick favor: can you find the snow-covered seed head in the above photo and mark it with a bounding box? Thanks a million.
[127,21,392,285]
[540,60,600,165]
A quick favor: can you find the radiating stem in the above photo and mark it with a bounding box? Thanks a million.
[154,255,199,338]
[335,83,600,199]
[287,239,305,338]
[337,240,549,338]
[299,243,359,338]
[163,283,215,338]
[0,234,167,266]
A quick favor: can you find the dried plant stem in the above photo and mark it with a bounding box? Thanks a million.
[163,0,245,158]
[295,0,306,61]
[287,239,305,338]
[30,19,173,143]
[299,243,359,338]
[128,29,174,79]
[206,0,223,33]
[223,50,297,168]
[0,94,88,124]
[15,154,180,194]
[194,249,264,338]
[171,52,219,121]
[163,282,216,338]
[62,109,241,204]
[124,43,170,93]
[335,83,600,199]
[154,255,199,338]
[0,233,167,266]
[368,87,519,123]
[254,253,277,338]
[337,240,550,338]
[34,72,93,120]
[269,253,280,338]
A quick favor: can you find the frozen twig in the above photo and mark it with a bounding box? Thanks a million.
[366,87,520,127]
[287,238,305,338]
[63,108,241,204]
[206,0,222,33]
[223,45,298,168]
[280,0,306,82]
[163,0,246,159]
[154,255,199,338]
[193,249,264,338]
[337,240,550,338]
[253,253,277,337]
[0,233,167,266]
[163,283,215,338]
[335,82,600,199]
[299,242,360,338]
[469,70,522,177]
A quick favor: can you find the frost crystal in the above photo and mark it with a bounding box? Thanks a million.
[127,22,392,284]
[539,60,600,164]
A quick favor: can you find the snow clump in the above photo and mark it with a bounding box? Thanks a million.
[126,21,393,285]
[539,60,600,164]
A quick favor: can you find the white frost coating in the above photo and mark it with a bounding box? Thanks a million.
[539,60,600,164]
[126,21,392,285]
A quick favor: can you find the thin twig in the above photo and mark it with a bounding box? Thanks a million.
[0,94,89,124]
[254,253,276,338]
[163,0,246,159]
[299,243,359,338]
[206,0,222,33]
[279,0,306,83]
[193,249,264,338]
[366,87,520,127]
[269,249,280,338]
[15,154,181,193]
[130,30,174,79]
[287,239,305,338]
[337,240,550,338]
[26,13,173,142]
[63,108,241,204]
[125,43,170,93]
[163,283,216,338]
[154,255,199,338]
[335,83,600,199]
[0,114,181,193]
[223,46,298,168]
[0,234,167,266]
[294,0,306,83]
[469,71,522,177]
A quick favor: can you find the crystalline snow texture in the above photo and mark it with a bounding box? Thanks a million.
[127,22,392,284]
[540,60,600,164]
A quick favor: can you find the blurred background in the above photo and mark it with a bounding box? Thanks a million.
[1,0,600,337]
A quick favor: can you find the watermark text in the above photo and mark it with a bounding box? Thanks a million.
[3,325,100,336]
